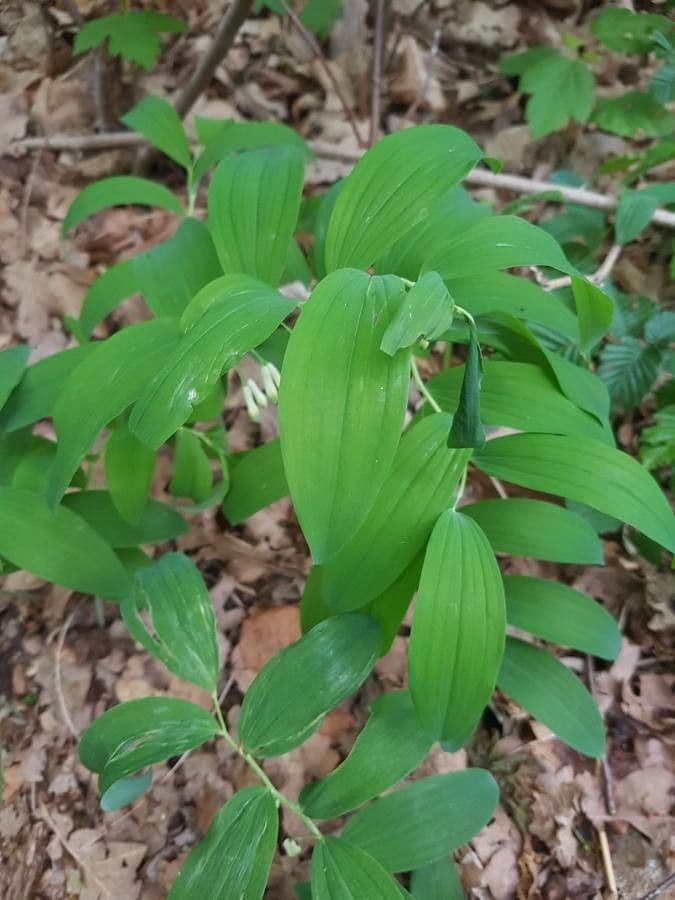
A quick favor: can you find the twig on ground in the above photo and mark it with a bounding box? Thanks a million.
[11,132,145,152]
[637,872,675,900]
[53,606,79,740]
[39,801,113,898]
[369,0,387,146]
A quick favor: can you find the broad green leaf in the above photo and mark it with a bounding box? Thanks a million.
[208,147,304,286]
[300,0,342,37]
[461,498,603,564]
[0,487,130,599]
[427,361,609,442]
[503,575,621,660]
[63,176,183,235]
[222,439,287,524]
[447,327,485,448]
[47,320,181,505]
[169,787,278,900]
[62,490,186,547]
[645,309,675,346]
[121,94,191,168]
[239,614,380,757]
[130,277,293,449]
[615,190,659,245]
[410,858,464,900]
[104,422,156,524]
[0,346,29,412]
[380,272,454,355]
[423,216,574,280]
[591,8,673,54]
[323,414,469,611]
[100,771,153,813]
[279,270,410,563]
[74,11,185,69]
[367,554,424,654]
[511,51,594,138]
[597,338,661,410]
[122,553,219,691]
[78,260,138,340]
[311,837,402,900]
[499,46,558,77]
[571,277,613,352]
[341,770,499,872]
[473,433,675,551]
[9,435,59,493]
[325,126,482,272]
[0,345,93,435]
[498,638,605,758]
[301,691,430,819]
[310,180,343,280]
[79,697,218,795]
[409,510,505,747]
[592,92,675,139]
[170,429,213,503]
[0,430,32,485]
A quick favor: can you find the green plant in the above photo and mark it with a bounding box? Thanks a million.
[2,101,674,895]
[74,10,185,71]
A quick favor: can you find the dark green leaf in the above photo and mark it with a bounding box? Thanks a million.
[78,260,138,341]
[300,0,342,37]
[122,553,219,691]
[447,327,485,448]
[503,575,621,660]
[100,771,153,813]
[170,429,213,503]
[461,498,603,564]
[591,8,673,54]
[0,346,30,413]
[367,555,424,654]
[222,439,287,524]
[239,614,380,757]
[615,190,659,245]
[571,277,613,352]
[597,338,661,410]
[74,11,185,69]
[104,422,156,524]
[410,858,464,900]
[63,176,183,235]
[62,490,186,547]
[0,487,130,599]
[380,272,454,355]
[301,691,430,819]
[592,91,675,139]
[341,770,499,872]
[121,94,191,168]
[311,837,402,900]
[498,638,605,758]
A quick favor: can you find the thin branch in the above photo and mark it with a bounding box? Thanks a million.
[637,872,675,900]
[533,242,623,292]
[369,0,387,146]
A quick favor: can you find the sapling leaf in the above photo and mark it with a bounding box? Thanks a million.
[380,272,454,356]
[0,346,30,413]
[63,176,184,235]
[447,325,485,448]
[121,94,191,169]
[170,429,213,503]
[592,92,675,139]
[105,422,156,525]
[74,11,185,70]
[410,858,464,899]
[169,787,278,900]
[591,8,673,54]
[311,837,403,900]
[597,338,662,411]
[121,553,219,692]
[62,490,186,548]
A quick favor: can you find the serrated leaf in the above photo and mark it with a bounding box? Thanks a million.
[169,787,278,900]
[79,697,218,796]
[341,770,499,872]
[523,53,594,138]
[222,439,287,524]
[105,422,156,524]
[121,553,219,692]
[410,858,464,899]
[592,92,675,139]
[129,276,293,449]
[170,429,213,503]
[63,176,183,235]
[503,575,621,660]
[409,510,505,748]
[0,346,29,413]
[571,277,613,352]
[121,94,191,168]
[498,638,605,757]
[447,326,485,448]
[279,271,410,563]
[0,487,130,599]
[322,414,469,612]
[597,338,661,410]
[301,691,430,820]
[239,614,380,757]
[474,433,675,551]
[325,126,482,271]
[380,272,454,355]
[591,8,673,54]
[47,320,181,506]
[651,62,675,104]
[74,11,185,70]
[311,837,402,900]
[646,310,675,346]
[208,147,304,286]
[62,490,186,548]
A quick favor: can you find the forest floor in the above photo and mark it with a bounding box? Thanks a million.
[0,1,673,898]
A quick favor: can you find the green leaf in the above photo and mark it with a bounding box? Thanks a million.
[325,126,482,272]
[300,0,342,37]
[500,46,558,77]
[311,837,402,900]
[646,309,675,346]
[169,787,278,900]
[121,94,191,168]
[129,276,292,449]
[63,176,183,236]
[301,691,430,819]
[74,11,185,69]
[409,510,505,747]
[427,361,609,442]
[279,271,410,563]
[105,422,156,524]
[591,8,673,54]
[597,338,661,410]
[461,498,603,564]
[503,575,621,661]
[592,92,675,139]
[615,190,659,245]
[447,326,485,448]
[513,51,594,138]
[498,638,605,758]
[239,614,380,757]
[100,771,153,813]
[61,490,186,548]
[170,429,213,503]
[341,770,499,872]
[208,147,304,286]
[0,346,30,413]
[222,439,287,524]
[121,553,219,692]
[380,272,454,355]
[651,62,675,104]
[474,433,675,552]
[410,858,464,900]
[322,414,469,611]
[78,260,138,341]
[47,320,181,505]
[0,487,131,599]
[79,697,218,796]
[367,555,424,654]
[571,277,613,352]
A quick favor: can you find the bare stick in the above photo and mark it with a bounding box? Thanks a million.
[11,132,144,152]
[369,0,387,146]
[54,607,79,739]
[637,872,675,900]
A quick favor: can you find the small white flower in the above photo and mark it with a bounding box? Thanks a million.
[242,382,260,421]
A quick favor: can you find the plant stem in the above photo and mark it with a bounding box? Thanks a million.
[411,358,442,413]
[211,693,324,842]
